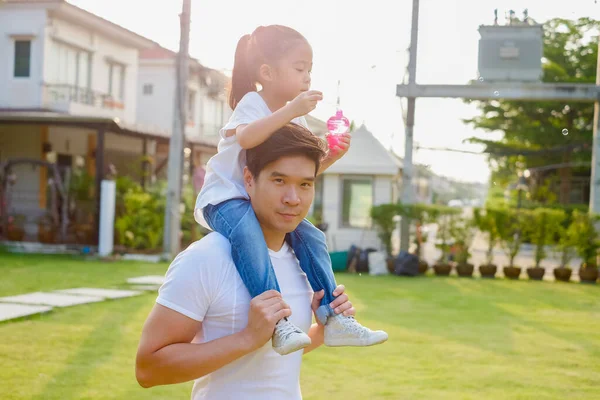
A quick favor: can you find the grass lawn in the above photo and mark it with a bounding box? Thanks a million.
[1,252,599,399]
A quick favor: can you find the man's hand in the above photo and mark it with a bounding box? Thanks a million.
[311,284,355,327]
[242,290,291,351]
[286,90,323,118]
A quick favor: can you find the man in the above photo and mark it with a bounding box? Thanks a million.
[136,123,358,399]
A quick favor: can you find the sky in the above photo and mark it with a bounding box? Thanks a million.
[70,0,600,183]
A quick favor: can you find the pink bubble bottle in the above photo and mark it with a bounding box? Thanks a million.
[326,109,350,152]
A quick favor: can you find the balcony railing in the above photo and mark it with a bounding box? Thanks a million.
[42,83,124,110]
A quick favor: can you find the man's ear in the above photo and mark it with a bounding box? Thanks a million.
[243,166,254,190]
[258,64,274,83]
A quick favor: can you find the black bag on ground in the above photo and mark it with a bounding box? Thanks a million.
[394,251,419,276]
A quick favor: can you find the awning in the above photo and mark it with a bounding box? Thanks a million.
[0,110,217,148]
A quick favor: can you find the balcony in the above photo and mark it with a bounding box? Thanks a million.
[42,83,126,120]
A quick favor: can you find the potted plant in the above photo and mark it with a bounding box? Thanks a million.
[69,169,96,244]
[370,203,399,273]
[473,207,499,278]
[6,214,26,241]
[450,215,476,277]
[37,213,57,244]
[553,219,576,282]
[496,208,524,280]
[432,206,460,276]
[406,204,429,274]
[569,210,600,284]
[525,209,565,281]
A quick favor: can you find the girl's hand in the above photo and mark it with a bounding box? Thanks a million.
[287,90,323,118]
[326,133,351,161]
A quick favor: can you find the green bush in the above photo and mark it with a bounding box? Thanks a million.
[568,210,600,267]
[450,215,476,264]
[524,208,566,268]
[114,190,165,251]
[423,205,460,263]
[473,207,501,265]
[495,208,527,268]
[370,204,401,256]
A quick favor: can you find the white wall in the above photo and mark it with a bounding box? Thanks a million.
[137,64,175,131]
[0,8,47,108]
[321,174,394,252]
[137,63,231,147]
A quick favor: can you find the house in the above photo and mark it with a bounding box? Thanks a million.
[312,124,402,252]
[0,0,229,244]
[136,45,231,178]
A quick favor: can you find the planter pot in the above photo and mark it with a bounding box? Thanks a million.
[579,265,599,284]
[38,225,56,244]
[433,263,452,276]
[479,264,497,278]
[418,260,429,275]
[456,263,474,277]
[74,224,94,245]
[526,267,545,281]
[386,257,395,274]
[6,227,25,242]
[553,267,572,282]
[503,266,522,280]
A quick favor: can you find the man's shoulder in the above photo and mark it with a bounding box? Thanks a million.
[170,232,234,277]
[181,232,233,262]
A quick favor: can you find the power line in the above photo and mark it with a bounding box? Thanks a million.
[415,145,484,155]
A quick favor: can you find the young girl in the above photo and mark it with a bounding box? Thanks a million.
[195,25,388,355]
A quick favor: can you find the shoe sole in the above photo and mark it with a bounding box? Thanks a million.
[273,338,312,356]
[325,334,388,347]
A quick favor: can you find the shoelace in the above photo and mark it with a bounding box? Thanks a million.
[278,321,302,340]
[339,315,370,335]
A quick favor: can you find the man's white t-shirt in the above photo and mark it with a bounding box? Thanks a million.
[156,233,314,400]
[194,91,308,229]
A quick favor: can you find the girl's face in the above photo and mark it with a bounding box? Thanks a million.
[271,40,313,100]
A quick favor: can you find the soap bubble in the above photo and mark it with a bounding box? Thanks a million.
[562,129,569,136]
[493,91,500,97]
[478,76,484,82]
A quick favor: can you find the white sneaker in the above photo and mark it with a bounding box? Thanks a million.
[272,318,311,355]
[324,314,388,347]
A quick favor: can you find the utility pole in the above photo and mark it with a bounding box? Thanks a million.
[163,0,191,258]
[400,0,420,252]
[589,32,600,216]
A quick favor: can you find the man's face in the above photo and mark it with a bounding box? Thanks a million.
[244,155,316,235]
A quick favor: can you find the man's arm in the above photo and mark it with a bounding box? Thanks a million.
[136,291,291,388]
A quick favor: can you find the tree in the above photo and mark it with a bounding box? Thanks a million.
[464,18,600,203]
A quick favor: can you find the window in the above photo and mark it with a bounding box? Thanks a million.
[48,41,92,98]
[143,83,153,95]
[108,62,125,100]
[14,40,31,77]
[341,177,373,228]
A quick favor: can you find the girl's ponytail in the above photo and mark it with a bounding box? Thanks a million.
[229,34,256,110]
